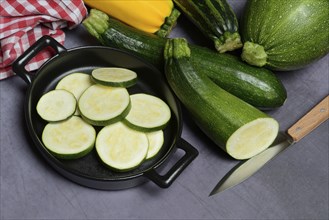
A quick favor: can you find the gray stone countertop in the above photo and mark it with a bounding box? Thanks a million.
[1,1,328,219]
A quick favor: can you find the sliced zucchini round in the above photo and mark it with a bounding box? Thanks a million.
[91,67,137,87]
[124,93,171,132]
[56,72,94,99]
[55,72,94,115]
[95,122,148,171]
[226,118,279,160]
[78,84,131,126]
[36,89,76,122]
[42,116,96,159]
[146,130,164,159]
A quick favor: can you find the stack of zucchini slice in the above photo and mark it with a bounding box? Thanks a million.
[36,68,171,171]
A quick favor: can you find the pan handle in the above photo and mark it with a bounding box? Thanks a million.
[145,138,198,188]
[12,35,67,84]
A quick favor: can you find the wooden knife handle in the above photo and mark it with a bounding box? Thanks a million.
[287,95,329,142]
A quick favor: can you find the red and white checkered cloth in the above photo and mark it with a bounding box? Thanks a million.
[0,0,87,80]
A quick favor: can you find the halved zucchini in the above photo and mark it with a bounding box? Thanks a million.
[124,93,171,132]
[91,67,137,88]
[95,122,148,171]
[36,89,76,122]
[42,116,96,159]
[78,84,131,126]
[226,118,279,159]
[164,38,279,160]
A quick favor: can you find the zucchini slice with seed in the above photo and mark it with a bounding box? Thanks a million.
[56,72,94,115]
[124,93,171,132]
[36,89,76,122]
[146,130,164,159]
[91,67,137,87]
[42,116,96,159]
[78,84,131,126]
[96,122,148,171]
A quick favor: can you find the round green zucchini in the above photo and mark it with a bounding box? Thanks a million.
[241,0,329,71]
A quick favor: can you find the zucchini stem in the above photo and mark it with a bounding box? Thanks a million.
[164,38,191,60]
[155,8,181,37]
[241,41,268,67]
[215,31,243,53]
[82,9,110,43]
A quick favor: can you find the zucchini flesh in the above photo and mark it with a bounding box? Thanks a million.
[173,0,242,53]
[56,72,94,100]
[78,84,131,126]
[96,122,148,171]
[82,9,287,109]
[241,0,329,70]
[124,93,171,132]
[164,38,279,159]
[42,116,96,159]
[91,67,137,88]
[37,70,170,166]
[36,90,76,122]
[146,130,164,160]
[226,118,279,159]
[55,72,94,115]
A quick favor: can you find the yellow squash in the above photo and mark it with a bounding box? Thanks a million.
[83,0,180,37]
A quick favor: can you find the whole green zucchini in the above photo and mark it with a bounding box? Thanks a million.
[241,0,329,71]
[173,0,242,53]
[164,38,279,159]
[83,9,287,108]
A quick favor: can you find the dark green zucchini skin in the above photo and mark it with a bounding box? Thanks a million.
[173,0,242,53]
[164,38,271,156]
[83,9,286,109]
[241,0,329,71]
[190,46,287,109]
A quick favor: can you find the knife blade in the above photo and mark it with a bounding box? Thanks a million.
[209,95,329,196]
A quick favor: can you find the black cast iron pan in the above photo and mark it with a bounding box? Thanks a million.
[12,36,198,190]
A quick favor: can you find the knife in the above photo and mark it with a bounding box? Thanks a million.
[209,95,329,196]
